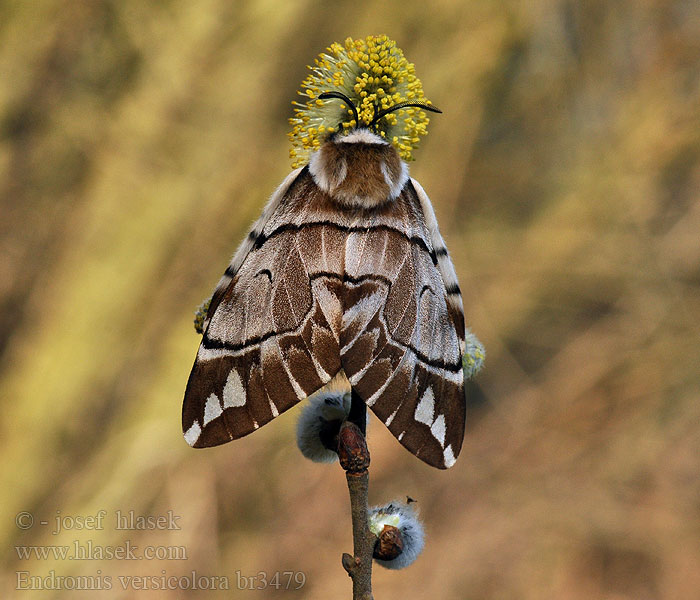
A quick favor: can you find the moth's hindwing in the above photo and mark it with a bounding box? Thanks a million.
[183,168,466,468]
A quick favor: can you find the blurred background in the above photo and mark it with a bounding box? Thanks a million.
[1,0,699,598]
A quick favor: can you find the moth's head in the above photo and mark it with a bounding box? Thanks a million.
[308,92,441,209]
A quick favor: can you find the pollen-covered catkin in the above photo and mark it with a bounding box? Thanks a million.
[368,502,425,569]
[289,35,434,168]
[463,329,486,380]
[193,297,211,334]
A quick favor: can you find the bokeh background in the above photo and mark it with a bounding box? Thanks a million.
[2,1,699,598]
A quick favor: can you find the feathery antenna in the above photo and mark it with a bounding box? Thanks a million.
[370,101,442,129]
[319,91,360,126]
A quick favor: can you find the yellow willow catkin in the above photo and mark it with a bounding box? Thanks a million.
[288,35,434,168]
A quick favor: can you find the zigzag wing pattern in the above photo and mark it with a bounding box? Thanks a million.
[338,182,465,469]
[183,172,345,447]
[183,169,466,468]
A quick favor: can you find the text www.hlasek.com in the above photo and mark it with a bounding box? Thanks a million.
[15,540,186,561]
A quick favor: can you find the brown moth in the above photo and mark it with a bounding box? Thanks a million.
[182,94,466,469]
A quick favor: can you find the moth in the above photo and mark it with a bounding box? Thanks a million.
[182,93,466,469]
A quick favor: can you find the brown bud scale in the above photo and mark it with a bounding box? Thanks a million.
[373,524,404,561]
[338,421,370,473]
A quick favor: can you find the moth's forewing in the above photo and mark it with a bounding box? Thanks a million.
[183,167,466,468]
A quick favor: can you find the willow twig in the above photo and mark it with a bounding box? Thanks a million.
[338,391,376,600]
